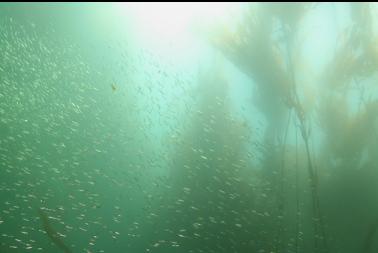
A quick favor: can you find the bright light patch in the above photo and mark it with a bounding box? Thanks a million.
[121,2,243,42]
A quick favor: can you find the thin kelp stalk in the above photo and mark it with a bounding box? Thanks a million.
[283,25,328,253]
[275,108,292,252]
[295,83,329,253]
[208,3,329,252]
[295,125,300,253]
[37,208,72,253]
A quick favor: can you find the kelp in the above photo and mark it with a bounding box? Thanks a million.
[207,3,337,253]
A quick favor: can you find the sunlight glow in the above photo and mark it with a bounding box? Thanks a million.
[121,2,243,41]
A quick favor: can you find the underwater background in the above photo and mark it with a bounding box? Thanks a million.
[1,2,378,253]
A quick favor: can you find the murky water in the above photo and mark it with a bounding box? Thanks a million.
[1,3,378,253]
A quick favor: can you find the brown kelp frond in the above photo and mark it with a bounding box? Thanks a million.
[262,2,313,31]
[324,3,377,91]
[318,95,378,163]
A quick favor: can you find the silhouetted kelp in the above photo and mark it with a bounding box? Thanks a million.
[37,208,72,253]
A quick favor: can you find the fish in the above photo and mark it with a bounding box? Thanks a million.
[37,208,72,253]
[111,83,117,92]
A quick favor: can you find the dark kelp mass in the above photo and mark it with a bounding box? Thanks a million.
[0,2,378,253]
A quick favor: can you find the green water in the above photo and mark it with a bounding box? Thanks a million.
[1,2,378,253]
